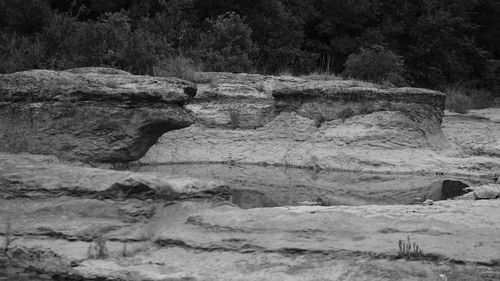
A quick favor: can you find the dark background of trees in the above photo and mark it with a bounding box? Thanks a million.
[1,0,499,92]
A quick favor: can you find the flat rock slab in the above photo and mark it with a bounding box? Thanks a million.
[0,69,197,162]
[3,199,500,280]
[0,153,228,200]
[443,108,500,157]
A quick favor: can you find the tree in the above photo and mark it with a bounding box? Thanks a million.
[194,12,258,73]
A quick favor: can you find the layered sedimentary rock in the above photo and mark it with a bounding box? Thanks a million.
[186,72,306,129]
[140,74,469,173]
[0,68,196,162]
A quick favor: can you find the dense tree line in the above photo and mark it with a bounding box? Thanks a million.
[0,0,499,92]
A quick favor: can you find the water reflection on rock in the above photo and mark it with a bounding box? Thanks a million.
[136,164,489,208]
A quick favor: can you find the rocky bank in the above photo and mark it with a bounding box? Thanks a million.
[141,72,500,176]
[1,69,500,280]
[0,68,195,162]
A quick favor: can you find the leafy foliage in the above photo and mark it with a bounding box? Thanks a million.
[343,45,406,85]
[0,0,498,94]
[194,12,257,73]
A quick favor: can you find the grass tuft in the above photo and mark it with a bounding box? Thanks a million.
[228,107,241,129]
[154,55,200,82]
[87,236,108,259]
[445,87,473,114]
[398,236,423,260]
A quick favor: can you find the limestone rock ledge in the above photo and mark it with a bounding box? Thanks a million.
[140,74,464,173]
[0,68,197,162]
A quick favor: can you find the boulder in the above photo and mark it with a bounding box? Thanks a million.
[0,69,196,162]
[472,184,500,200]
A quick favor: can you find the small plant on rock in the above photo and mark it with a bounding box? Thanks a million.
[398,236,423,260]
[228,107,241,129]
[2,218,15,255]
[87,236,108,259]
[314,115,326,128]
[337,107,355,122]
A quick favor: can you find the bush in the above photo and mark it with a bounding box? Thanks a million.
[0,32,46,73]
[343,45,406,86]
[445,87,473,114]
[0,0,52,34]
[154,55,199,81]
[194,12,258,73]
[43,12,172,74]
[126,29,172,75]
[467,88,495,109]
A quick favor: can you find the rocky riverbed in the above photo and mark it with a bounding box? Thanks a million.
[1,68,499,280]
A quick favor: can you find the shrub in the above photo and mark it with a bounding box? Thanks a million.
[125,28,172,75]
[445,87,473,114]
[194,12,258,73]
[343,45,406,86]
[467,88,495,109]
[154,55,199,81]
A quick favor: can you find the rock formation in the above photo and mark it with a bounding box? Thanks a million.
[140,73,454,172]
[0,68,196,162]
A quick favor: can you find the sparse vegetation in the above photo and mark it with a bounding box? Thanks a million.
[121,241,127,257]
[301,72,341,81]
[445,87,473,114]
[398,236,424,260]
[359,102,375,115]
[314,115,326,128]
[87,236,108,259]
[228,107,241,129]
[2,218,15,254]
[337,107,355,121]
[465,88,495,109]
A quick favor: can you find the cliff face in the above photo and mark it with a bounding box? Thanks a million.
[0,68,196,162]
[140,73,457,173]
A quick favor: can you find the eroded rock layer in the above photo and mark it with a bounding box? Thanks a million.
[139,74,471,174]
[0,68,196,162]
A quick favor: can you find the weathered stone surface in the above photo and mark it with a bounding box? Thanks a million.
[1,153,500,280]
[140,111,497,174]
[0,69,197,162]
[187,72,309,129]
[186,83,274,129]
[471,184,500,199]
[443,109,500,157]
[141,76,448,167]
[0,153,228,200]
[140,78,500,175]
[3,198,500,280]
